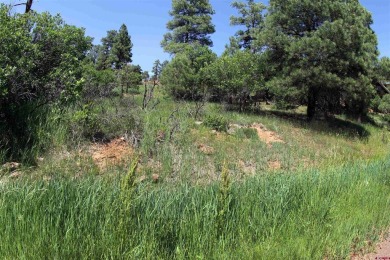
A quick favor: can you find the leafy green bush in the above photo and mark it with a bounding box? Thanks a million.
[160,44,217,100]
[204,115,228,132]
[0,6,92,162]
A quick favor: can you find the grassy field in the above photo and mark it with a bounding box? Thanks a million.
[1,86,390,258]
[0,158,389,259]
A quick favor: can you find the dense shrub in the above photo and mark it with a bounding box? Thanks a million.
[160,44,217,100]
[203,115,228,132]
[202,51,265,102]
[0,5,92,161]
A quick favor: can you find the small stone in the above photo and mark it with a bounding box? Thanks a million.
[9,171,22,179]
[195,121,203,125]
[2,162,21,172]
[152,174,159,183]
[37,157,44,162]
[227,124,243,135]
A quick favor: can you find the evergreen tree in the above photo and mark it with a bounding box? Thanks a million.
[263,0,378,120]
[142,71,150,85]
[161,60,169,73]
[223,36,241,56]
[377,57,390,81]
[96,30,117,70]
[111,24,133,69]
[152,59,162,82]
[161,0,216,54]
[230,0,266,52]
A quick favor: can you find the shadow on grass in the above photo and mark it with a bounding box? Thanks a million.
[229,106,371,140]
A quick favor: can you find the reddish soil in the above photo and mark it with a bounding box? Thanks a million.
[268,160,282,170]
[197,143,214,155]
[91,137,133,169]
[250,123,285,148]
[351,230,390,260]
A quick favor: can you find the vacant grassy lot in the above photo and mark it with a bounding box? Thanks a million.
[1,87,389,259]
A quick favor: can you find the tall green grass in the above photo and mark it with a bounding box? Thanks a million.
[1,158,389,259]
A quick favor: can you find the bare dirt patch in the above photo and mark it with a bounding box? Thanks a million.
[353,230,390,259]
[238,160,256,175]
[250,123,285,148]
[91,137,133,170]
[197,143,215,155]
[268,160,282,170]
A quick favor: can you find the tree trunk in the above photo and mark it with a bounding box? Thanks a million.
[25,0,33,13]
[307,87,317,121]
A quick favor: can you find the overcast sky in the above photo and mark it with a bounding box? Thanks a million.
[3,0,389,72]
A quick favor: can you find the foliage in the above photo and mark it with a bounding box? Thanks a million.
[223,36,241,56]
[263,0,378,120]
[378,94,390,114]
[161,0,216,54]
[230,0,266,52]
[152,59,162,82]
[0,5,92,161]
[96,30,117,70]
[142,71,149,82]
[118,64,142,95]
[96,24,133,70]
[203,114,228,132]
[160,60,169,74]
[81,63,116,101]
[160,44,217,99]
[202,50,265,102]
[111,24,133,69]
[376,57,390,81]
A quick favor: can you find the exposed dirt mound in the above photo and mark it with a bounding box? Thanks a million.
[91,137,133,169]
[250,123,285,148]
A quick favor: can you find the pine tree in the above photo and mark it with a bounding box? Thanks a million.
[230,0,266,52]
[96,30,117,70]
[161,0,216,54]
[223,36,241,56]
[152,59,161,83]
[111,24,133,69]
[264,0,378,120]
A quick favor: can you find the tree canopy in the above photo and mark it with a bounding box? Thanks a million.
[263,0,378,120]
[111,24,133,69]
[96,25,133,70]
[160,44,217,99]
[161,0,216,54]
[230,0,266,52]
